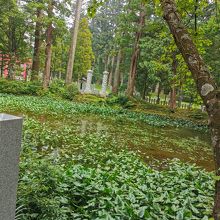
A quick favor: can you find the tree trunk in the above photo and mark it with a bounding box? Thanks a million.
[43,1,54,89]
[105,55,110,71]
[65,0,83,84]
[169,87,176,110]
[0,53,4,78]
[178,83,184,107]
[142,74,148,100]
[156,83,162,104]
[31,8,42,81]
[169,52,178,110]
[112,50,122,94]
[108,56,115,87]
[120,63,124,86]
[8,54,16,80]
[126,5,146,96]
[161,0,220,218]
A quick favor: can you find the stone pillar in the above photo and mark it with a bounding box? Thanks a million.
[84,70,93,94]
[0,113,23,220]
[100,71,109,97]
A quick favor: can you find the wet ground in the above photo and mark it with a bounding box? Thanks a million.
[82,117,213,171]
[29,112,214,171]
[6,108,213,171]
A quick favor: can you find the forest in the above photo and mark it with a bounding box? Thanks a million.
[0,0,219,219]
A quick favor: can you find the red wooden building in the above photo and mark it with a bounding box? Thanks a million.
[0,53,32,80]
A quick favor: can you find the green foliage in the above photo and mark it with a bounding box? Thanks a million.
[0,79,78,100]
[62,83,79,101]
[90,0,124,81]
[74,18,95,80]
[44,80,79,100]
[18,151,214,219]
[0,79,42,95]
[0,94,208,131]
[106,95,135,109]
[16,118,214,219]
[188,110,207,120]
[0,93,213,219]
[0,0,31,58]
[75,94,105,103]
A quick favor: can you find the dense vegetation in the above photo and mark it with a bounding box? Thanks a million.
[0,79,79,100]
[18,140,214,219]
[0,94,213,219]
[0,93,208,131]
[0,0,219,218]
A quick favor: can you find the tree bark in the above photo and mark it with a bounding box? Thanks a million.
[120,58,124,86]
[126,5,146,96]
[169,52,178,110]
[169,87,176,110]
[142,74,148,100]
[105,55,110,71]
[161,0,220,219]
[108,56,115,87]
[156,83,162,104]
[112,50,122,94]
[65,0,83,85]
[31,8,42,81]
[43,1,54,89]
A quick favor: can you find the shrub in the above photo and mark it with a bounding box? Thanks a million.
[0,79,79,100]
[26,81,42,95]
[0,79,42,96]
[62,83,79,100]
[107,95,135,109]
[48,80,79,100]
[17,142,214,219]
[48,79,66,96]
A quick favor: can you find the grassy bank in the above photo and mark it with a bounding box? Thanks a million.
[0,93,208,132]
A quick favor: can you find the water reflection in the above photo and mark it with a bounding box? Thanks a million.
[79,119,107,135]
[73,117,213,171]
[12,110,214,171]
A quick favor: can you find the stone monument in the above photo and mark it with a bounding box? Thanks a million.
[84,70,93,94]
[0,113,23,220]
[100,71,109,97]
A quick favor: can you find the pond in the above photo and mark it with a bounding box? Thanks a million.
[19,112,214,171]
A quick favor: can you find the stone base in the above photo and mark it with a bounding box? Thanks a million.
[0,113,23,220]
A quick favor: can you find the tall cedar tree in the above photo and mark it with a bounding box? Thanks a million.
[31,8,42,80]
[112,49,122,94]
[73,17,94,81]
[161,0,220,218]
[126,3,146,96]
[66,0,83,84]
[43,0,54,89]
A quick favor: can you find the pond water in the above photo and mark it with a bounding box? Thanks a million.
[36,113,214,171]
[7,110,213,171]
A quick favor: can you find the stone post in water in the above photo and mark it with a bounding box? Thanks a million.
[100,71,109,97]
[84,70,93,94]
[0,113,23,220]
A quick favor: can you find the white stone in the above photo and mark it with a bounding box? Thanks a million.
[84,70,93,94]
[201,83,214,96]
[100,71,109,97]
[188,56,198,65]
[181,34,190,40]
